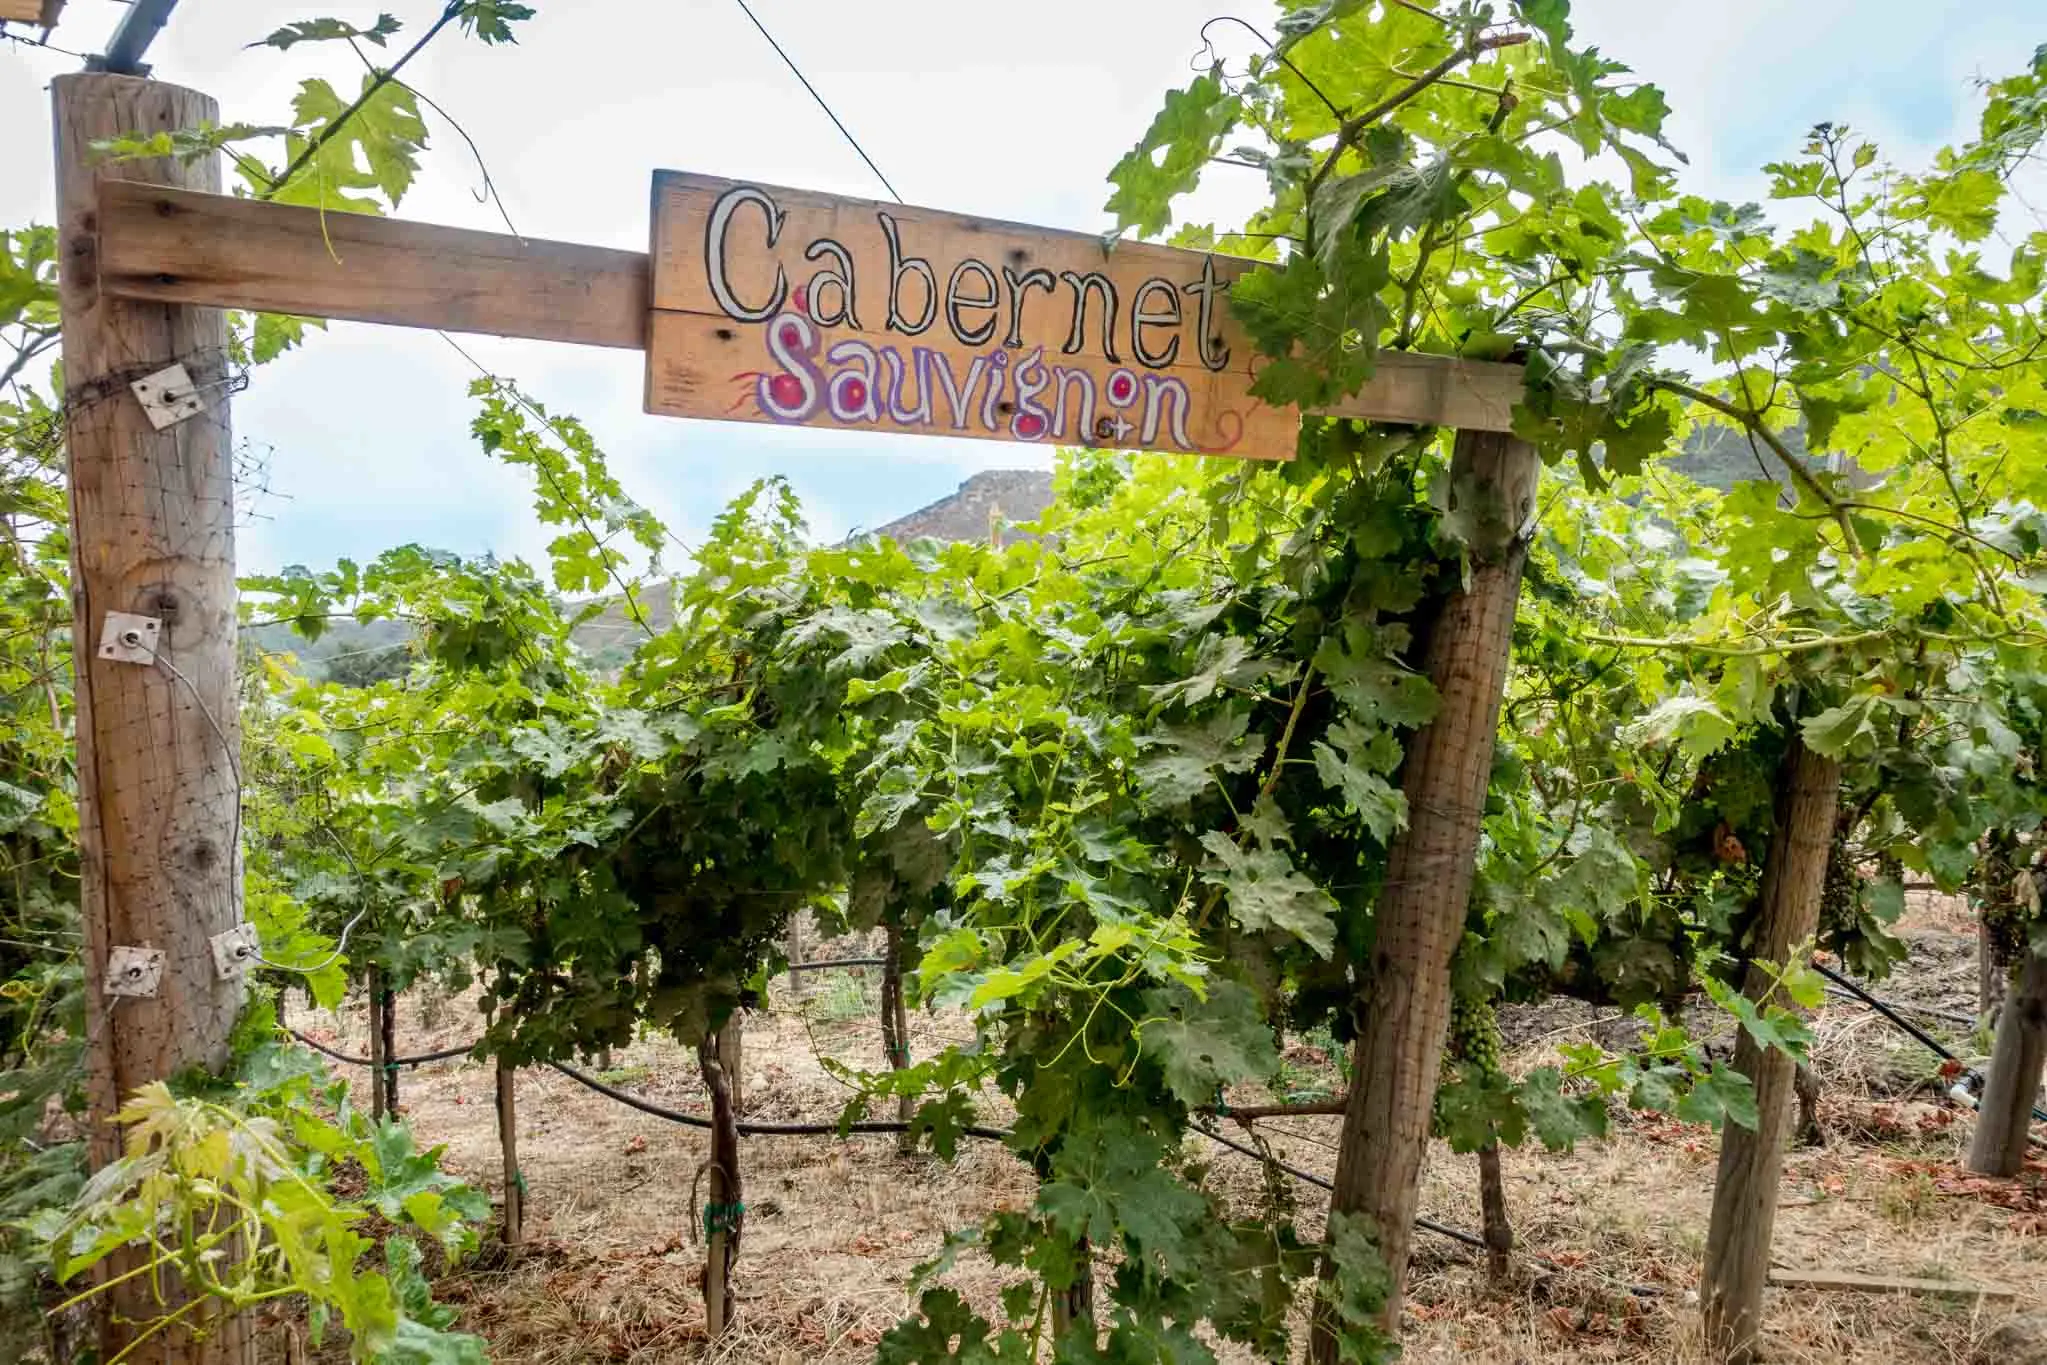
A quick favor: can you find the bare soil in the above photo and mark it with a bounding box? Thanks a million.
[282,913,2044,1364]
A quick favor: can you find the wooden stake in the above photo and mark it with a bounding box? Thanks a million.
[1048,1237,1094,1345]
[1477,1144,1513,1282]
[496,1059,523,1251]
[54,72,254,1365]
[882,920,914,1149]
[1310,430,1539,1360]
[699,1031,742,1336]
[716,1011,744,1115]
[377,978,399,1116]
[785,912,810,999]
[1967,949,2047,1178]
[1701,734,1843,1365]
[365,967,389,1123]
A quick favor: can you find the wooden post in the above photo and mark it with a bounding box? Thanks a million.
[1310,431,1539,1359]
[882,920,914,1147]
[1968,949,2047,1178]
[716,1011,743,1114]
[365,967,389,1122]
[54,73,254,1365]
[1701,734,1843,1364]
[1976,829,2022,1021]
[377,978,399,1115]
[1477,1144,1513,1282]
[1049,1240,1094,1343]
[496,1059,523,1250]
[785,912,811,999]
[699,1031,743,1336]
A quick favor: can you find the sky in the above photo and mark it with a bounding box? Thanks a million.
[1,1,2040,578]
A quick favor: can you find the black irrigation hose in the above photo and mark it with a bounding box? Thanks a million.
[786,956,888,973]
[288,1027,478,1070]
[1811,960,2047,1130]
[547,1061,1014,1142]
[301,1027,1667,1296]
[1811,960,2047,1126]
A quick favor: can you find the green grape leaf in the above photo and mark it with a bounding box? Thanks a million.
[1140,980,1280,1105]
[1105,73,1243,238]
[1513,1067,1609,1152]
[257,15,402,50]
[1198,834,1339,956]
[1134,708,1264,807]
[457,1,538,45]
[1675,1063,1761,1131]
[270,75,428,213]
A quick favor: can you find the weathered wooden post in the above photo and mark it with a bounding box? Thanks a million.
[1701,735,1842,1363]
[365,966,390,1121]
[1310,429,1539,1359]
[1968,949,2047,1178]
[881,919,914,1148]
[496,1058,524,1250]
[699,1029,742,1336]
[53,72,254,1364]
[377,974,399,1114]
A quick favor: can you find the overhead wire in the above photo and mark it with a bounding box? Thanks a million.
[729,0,904,204]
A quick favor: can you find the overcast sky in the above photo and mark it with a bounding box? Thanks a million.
[2,2,2040,577]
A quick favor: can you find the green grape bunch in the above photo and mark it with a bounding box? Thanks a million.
[1445,995,1505,1087]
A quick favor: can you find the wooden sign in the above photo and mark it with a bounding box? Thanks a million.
[646,172,1299,460]
[0,0,62,25]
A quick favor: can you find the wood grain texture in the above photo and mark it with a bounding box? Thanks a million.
[96,180,648,349]
[1701,736,1843,1365]
[1766,1269,2016,1300]
[1967,949,2047,1177]
[496,1060,523,1251]
[1317,350,1524,433]
[1310,431,1541,1360]
[55,72,254,1365]
[0,0,60,25]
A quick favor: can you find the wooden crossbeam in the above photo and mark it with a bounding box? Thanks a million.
[96,181,647,350]
[93,180,1525,432]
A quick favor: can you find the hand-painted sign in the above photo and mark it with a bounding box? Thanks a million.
[645,172,1297,460]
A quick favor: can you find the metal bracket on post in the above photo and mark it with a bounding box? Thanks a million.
[130,363,205,432]
[209,923,258,981]
[104,946,165,999]
[97,611,161,665]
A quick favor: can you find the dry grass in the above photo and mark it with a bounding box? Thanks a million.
[279,924,2045,1363]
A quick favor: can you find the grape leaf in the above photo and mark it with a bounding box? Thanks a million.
[1198,834,1338,956]
[1140,979,1280,1105]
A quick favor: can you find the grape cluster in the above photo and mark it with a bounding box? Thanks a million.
[1819,829,1857,936]
[1446,995,1503,1085]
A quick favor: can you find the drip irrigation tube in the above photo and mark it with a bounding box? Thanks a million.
[786,956,887,973]
[1810,960,2047,1128]
[547,1061,1014,1141]
[288,1028,478,1069]
[291,1026,1651,1293]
